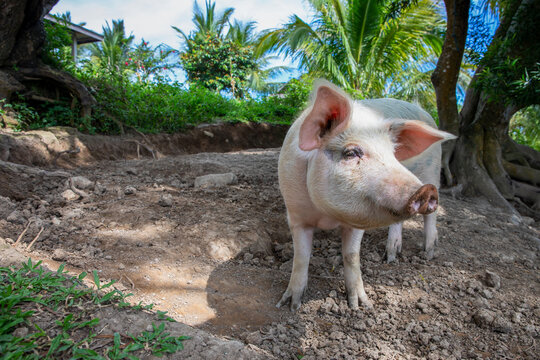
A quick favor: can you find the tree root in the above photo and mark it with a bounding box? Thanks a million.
[513,180,540,211]
[69,177,89,199]
[441,140,456,186]
[0,159,70,178]
[124,140,157,160]
[503,160,540,186]
[17,65,96,118]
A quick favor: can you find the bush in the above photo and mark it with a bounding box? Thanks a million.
[509,105,540,151]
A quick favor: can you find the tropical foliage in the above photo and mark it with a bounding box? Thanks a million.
[174,0,285,96]
[509,105,540,152]
[257,0,445,104]
[180,34,256,98]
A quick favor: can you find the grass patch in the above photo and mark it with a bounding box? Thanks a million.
[0,259,189,359]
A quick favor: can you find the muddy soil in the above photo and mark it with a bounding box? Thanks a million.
[1,129,539,359]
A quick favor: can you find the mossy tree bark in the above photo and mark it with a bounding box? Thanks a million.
[0,0,95,115]
[434,0,540,217]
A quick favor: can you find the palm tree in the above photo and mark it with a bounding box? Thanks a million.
[86,19,134,75]
[226,20,289,92]
[174,1,287,94]
[257,0,445,99]
[172,0,234,48]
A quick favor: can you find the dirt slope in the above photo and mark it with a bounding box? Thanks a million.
[0,131,539,359]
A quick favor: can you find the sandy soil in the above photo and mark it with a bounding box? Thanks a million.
[0,129,539,359]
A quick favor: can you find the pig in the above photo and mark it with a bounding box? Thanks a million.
[276,80,456,311]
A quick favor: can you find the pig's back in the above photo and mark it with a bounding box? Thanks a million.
[359,98,436,128]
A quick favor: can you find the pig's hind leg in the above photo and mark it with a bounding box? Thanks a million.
[386,222,403,263]
[423,212,438,260]
[342,227,373,310]
[276,225,314,311]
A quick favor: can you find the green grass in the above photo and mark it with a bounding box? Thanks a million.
[0,259,189,359]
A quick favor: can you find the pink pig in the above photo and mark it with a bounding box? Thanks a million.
[277,81,456,311]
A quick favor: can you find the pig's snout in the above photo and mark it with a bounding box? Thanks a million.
[405,184,438,216]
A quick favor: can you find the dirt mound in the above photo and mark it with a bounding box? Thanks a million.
[0,134,539,359]
[0,122,288,168]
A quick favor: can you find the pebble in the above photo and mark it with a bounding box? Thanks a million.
[12,327,29,338]
[158,193,173,207]
[481,289,493,299]
[194,173,237,188]
[492,315,512,333]
[71,176,94,190]
[473,308,495,327]
[124,186,137,195]
[61,189,79,201]
[94,182,106,195]
[7,210,26,224]
[484,270,501,289]
[52,248,68,261]
[320,298,335,313]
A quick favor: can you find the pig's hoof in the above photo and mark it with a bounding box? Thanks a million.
[349,294,373,310]
[386,253,397,263]
[360,298,373,310]
[276,289,304,311]
[423,247,435,260]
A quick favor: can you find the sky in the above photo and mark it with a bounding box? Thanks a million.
[51,0,314,82]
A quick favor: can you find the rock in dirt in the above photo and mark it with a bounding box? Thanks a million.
[124,186,137,195]
[0,196,16,218]
[0,238,28,267]
[194,173,237,188]
[158,193,173,207]
[484,270,501,289]
[7,210,25,224]
[492,315,512,333]
[52,248,68,261]
[473,309,512,333]
[473,308,495,328]
[62,189,79,201]
[93,182,106,195]
[12,327,29,338]
[70,176,94,190]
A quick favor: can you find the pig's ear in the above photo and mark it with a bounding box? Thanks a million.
[299,82,352,151]
[391,120,457,161]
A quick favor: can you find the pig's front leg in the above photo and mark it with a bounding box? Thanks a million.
[423,212,438,260]
[276,225,313,311]
[341,227,373,310]
[386,222,403,263]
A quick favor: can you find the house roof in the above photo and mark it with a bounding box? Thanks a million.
[44,14,104,44]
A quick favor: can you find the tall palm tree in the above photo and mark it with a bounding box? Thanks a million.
[257,0,444,98]
[86,19,134,74]
[172,0,234,48]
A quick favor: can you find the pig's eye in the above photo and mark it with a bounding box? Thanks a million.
[342,147,364,160]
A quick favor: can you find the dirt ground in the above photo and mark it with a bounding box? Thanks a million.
[0,127,539,359]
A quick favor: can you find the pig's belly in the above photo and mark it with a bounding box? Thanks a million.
[315,216,342,230]
[288,204,341,230]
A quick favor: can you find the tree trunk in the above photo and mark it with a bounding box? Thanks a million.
[431,0,471,186]
[448,0,540,217]
[0,0,95,115]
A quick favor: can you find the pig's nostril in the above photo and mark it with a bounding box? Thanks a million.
[428,198,437,211]
[412,201,421,213]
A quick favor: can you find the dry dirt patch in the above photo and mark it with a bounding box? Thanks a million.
[1,140,539,359]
